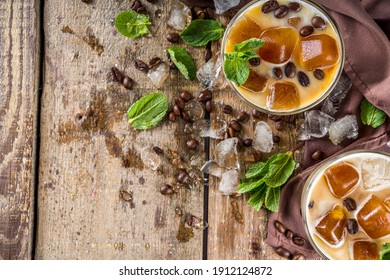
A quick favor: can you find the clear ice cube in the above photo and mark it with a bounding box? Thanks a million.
[184,100,205,122]
[253,121,273,153]
[196,55,223,89]
[361,158,390,190]
[324,162,359,198]
[267,82,300,111]
[357,195,390,239]
[315,205,347,246]
[352,240,379,260]
[241,70,268,93]
[298,110,335,140]
[140,146,161,170]
[194,119,226,139]
[200,160,225,178]
[215,137,239,169]
[219,169,239,195]
[321,73,352,116]
[147,62,170,88]
[167,0,191,31]
[328,115,359,145]
[214,0,240,14]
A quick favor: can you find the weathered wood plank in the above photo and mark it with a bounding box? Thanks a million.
[0,0,40,259]
[36,0,205,259]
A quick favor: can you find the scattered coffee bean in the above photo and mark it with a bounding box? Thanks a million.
[160,184,174,195]
[343,198,357,211]
[130,0,142,10]
[223,104,233,115]
[122,76,133,89]
[175,97,186,110]
[153,146,164,155]
[300,25,314,37]
[193,6,206,19]
[252,149,262,161]
[109,67,123,83]
[284,62,296,78]
[273,135,281,143]
[135,59,149,72]
[275,121,283,131]
[168,112,176,122]
[252,109,262,119]
[177,170,190,184]
[292,253,306,260]
[166,32,180,43]
[274,220,286,234]
[205,100,213,112]
[285,230,293,240]
[268,114,281,121]
[249,57,261,67]
[261,0,279,14]
[274,5,289,18]
[288,2,301,12]
[311,150,322,160]
[173,104,181,116]
[298,71,310,87]
[229,119,242,132]
[181,111,193,123]
[205,48,212,62]
[169,59,177,69]
[312,16,326,30]
[308,201,314,209]
[293,236,306,247]
[243,139,253,147]
[237,111,249,122]
[313,69,325,80]
[119,190,132,202]
[186,139,199,150]
[228,127,235,138]
[148,57,162,69]
[179,91,193,102]
[198,89,212,102]
[275,247,291,259]
[273,67,283,79]
[347,218,359,234]
[136,6,146,14]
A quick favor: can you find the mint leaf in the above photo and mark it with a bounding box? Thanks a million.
[380,243,390,260]
[234,38,264,52]
[360,98,387,128]
[127,92,168,130]
[248,183,268,211]
[264,153,296,188]
[180,19,224,47]
[237,178,264,194]
[167,47,196,80]
[237,51,259,60]
[245,161,269,179]
[223,53,249,86]
[115,10,151,38]
[265,187,280,212]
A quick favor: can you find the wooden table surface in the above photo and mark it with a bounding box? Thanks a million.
[0,0,302,260]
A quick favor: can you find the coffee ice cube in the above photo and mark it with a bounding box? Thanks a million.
[298,34,339,70]
[352,240,379,260]
[287,17,301,29]
[357,195,390,239]
[315,205,347,246]
[324,162,359,198]
[361,158,390,190]
[241,70,268,93]
[267,82,300,110]
[228,16,262,48]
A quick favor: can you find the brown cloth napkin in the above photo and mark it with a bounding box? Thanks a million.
[266,0,390,259]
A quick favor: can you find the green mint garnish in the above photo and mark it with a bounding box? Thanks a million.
[360,98,387,128]
[380,243,390,260]
[115,10,151,39]
[167,47,196,80]
[179,19,224,47]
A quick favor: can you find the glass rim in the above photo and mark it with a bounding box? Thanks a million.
[221,0,346,116]
[300,149,390,260]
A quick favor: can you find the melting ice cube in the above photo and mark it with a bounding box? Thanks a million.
[298,110,334,140]
[219,169,239,195]
[214,0,240,14]
[140,146,161,170]
[147,62,170,88]
[184,100,205,122]
[215,137,239,169]
[196,55,223,89]
[167,0,191,31]
[352,240,379,260]
[328,115,359,145]
[361,158,390,190]
[200,160,225,178]
[315,205,347,246]
[194,119,226,139]
[324,162,359,198]
[253,121,273,153]
[321,73,352,116]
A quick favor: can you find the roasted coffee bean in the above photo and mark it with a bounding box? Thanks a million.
[223,105,233,114]
[149,57,162,69]
[198,89,212,102]
[177,170,190,184]
[135,59,149,72]
[274,5,289,18]
[130,0,141,10]
[300,25,314,37]
[312,16,326,30]
[273,67,283,79]
[194,7,206,19]
[119,190,132,202]
[175,97,186,110]
[261,0,279,14]
[293,236,306,246]
[275,247,291,259]
[284,62,296,78]
[313,69,325,80]
[168,111,176,122]
[237,111,249,122]
[288,2,301,12]
[160,184,174,195]
[252,149,262,161]
[273,135,281,143]
[181,111,193,123]
[249,57,261,67]
[252,109,262,119]
[169,59,177,69]
[110,67,123,83]
[285,230,294,240]
[311,150,322,161]
[205,48,212,62]
[347,218,359,234]
[298,71,310,87]
[274,220,286,234]
[308,201,314,209]
[166,32,180,43]
[153,146,164,155]
[173,105,181,116]
[268,114,282,121]
[205,100,213,112]
[228,127,235,138]
[179,91,193,102]
[186,139,199,150]
[243,139,253,147]
[229,119,242,132]
[343,198,357,211]
[122,76,133,89]
[292,253,306,260]
[136,6,146,14]
[275,121,283,131]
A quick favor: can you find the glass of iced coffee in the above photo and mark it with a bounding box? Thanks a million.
[301,150,390,259]
[222,0,345,115]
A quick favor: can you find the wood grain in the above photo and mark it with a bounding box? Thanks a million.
[0,0,40,259]
[36,0,206,259]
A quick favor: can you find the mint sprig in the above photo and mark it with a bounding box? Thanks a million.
[115,10,151,39]
[380,243,390,260]
[223,38,264,86]
[360,98,387,128]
